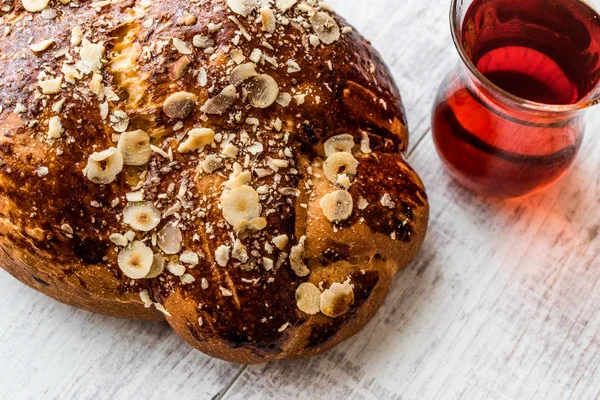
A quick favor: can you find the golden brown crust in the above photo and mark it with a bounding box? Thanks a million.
[0,0,428,363]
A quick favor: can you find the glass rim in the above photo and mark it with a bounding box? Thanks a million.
[449,0,599,113]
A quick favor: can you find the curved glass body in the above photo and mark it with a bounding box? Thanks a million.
[433,0,600,198]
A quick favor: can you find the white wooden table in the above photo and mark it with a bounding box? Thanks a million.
[2,1,600,399]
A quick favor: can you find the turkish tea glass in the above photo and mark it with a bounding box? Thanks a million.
[432,0,600,198]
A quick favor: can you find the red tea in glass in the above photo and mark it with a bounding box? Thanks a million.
[432,0,600,198]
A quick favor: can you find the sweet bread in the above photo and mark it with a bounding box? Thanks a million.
[0,0,429,363]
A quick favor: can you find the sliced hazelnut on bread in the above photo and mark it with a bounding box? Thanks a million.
[320,190,354,222]
[295,282,321,314]
[324,134,355,157]
[320,281,354,318]
[118,241,154,280]
[246,74,279,109]
[123,202,161,232]
[83,147,124,185]
[324,152,358,186]
[163,92,198,119]
[118,130,152,166]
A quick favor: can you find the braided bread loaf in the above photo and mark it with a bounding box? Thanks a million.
[0,0,428,363]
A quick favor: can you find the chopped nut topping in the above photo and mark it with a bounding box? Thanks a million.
[294,93,306,105]
[207,22,223,32]
[225,170,251,189]
[230,49,245,64]
[261,8,276,33]
[295,282,321,314]
[286,59,301,73]
[36,166,49,177]
[290,236,309,277]
[220,286,233,296]
[109,233,129,247]
[272,234,289,250]
[360,132,372,153]
[5,0,378,330]
[263,257,274,271]
[39,77,62,95]
[380,193,396,209]
[128,192,143,203]
[278,322,290,332]
[222,143,239,158]
[178,128,215,153]
[47,116,63,139]
[336,174,351,190]
[236,217,267,239]
[176,13,197,26]
[78,40,105,74]
[180,251,199,266]
[276,0,297,12]
[200,154,223,173]
[320,190,353,222]
[173,38,192,55]
[276,92,292,107]
[89,73,103,96]
[230,63,258,86]
[173,55,191,80]
[320,281,354,318]
[61,224,73,236]
[139,290,153,308]
[232,239,249,262]
[357,196,369,210]
[118,241,154,279]
[180,273,195,284]
[198,67,208,87]
[309,34,320,47]
[110,110,129,133]
[167,261,185,276]
[71,26,83,46]
[193,35,214,49]
[201,85,237,115]
[215,245,230,267]
[227,0,258,17]
[29,39,55,52]
[62,64,80,84]
[154,303,172,317]
[249,48,262,63]
[163,92,198,120]
[41,9,56,19]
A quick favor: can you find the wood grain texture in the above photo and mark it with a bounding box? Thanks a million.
[0,280,241,399]
[2,0,600,399]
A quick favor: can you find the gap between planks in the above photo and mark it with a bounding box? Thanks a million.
[215,365,248,400]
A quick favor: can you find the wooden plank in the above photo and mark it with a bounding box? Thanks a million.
[0,277,242,399]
